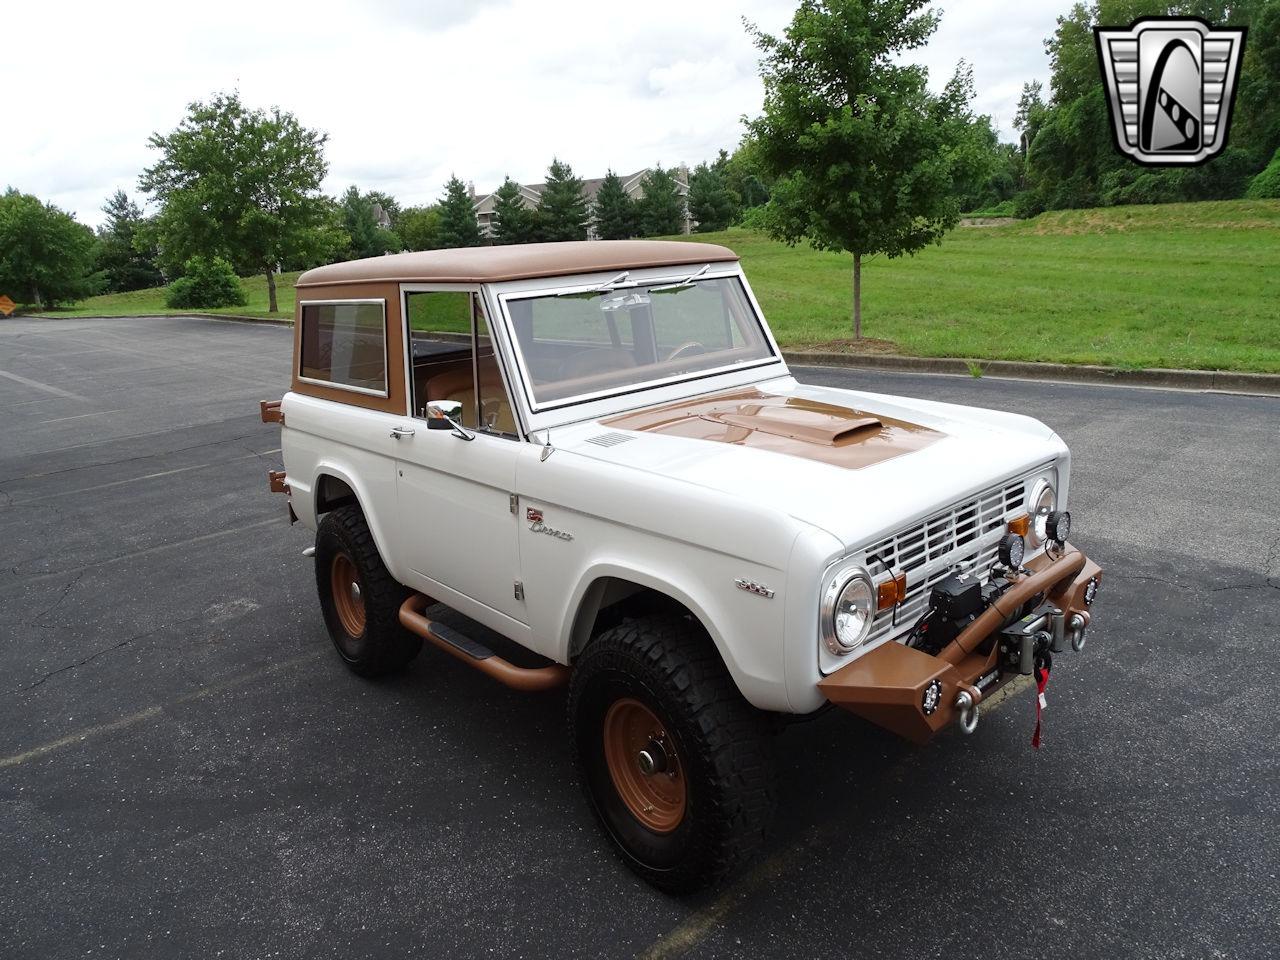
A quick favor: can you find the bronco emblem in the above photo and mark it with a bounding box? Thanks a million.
[1095,17,1245,166]
[527,507,573,542]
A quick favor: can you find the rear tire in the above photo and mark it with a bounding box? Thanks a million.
[315,506,421,677]
[568,615,775,893]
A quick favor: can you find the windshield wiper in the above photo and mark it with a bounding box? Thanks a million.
[649,264,710,294]
[555,271,634,299]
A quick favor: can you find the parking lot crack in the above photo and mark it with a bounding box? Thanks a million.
[29,572,84,626]
[8,610,205,695]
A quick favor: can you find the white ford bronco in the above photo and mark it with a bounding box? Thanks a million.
[261,240,1102,892]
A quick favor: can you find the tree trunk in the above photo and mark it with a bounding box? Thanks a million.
[266,266,277,314]
[852,253,862,340]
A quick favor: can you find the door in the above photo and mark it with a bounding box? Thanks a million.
[392,289,526,626]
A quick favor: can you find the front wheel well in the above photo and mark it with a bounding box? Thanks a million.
[568,578,711,662]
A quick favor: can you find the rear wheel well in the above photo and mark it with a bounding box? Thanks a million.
[315,474,358,516]
[569,578,710,661]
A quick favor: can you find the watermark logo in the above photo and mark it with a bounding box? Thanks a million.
[1095,17,1246,166]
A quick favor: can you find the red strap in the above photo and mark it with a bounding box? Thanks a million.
[1031,665,1050,749]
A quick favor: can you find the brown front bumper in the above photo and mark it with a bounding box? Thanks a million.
[818,545,1102,744]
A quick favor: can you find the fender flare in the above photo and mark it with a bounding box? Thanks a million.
[309,461,398,575]
[561,559,735,674]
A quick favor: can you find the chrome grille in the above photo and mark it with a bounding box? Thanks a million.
[863,474,1031,644]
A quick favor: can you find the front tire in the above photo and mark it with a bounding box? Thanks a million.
[569,615,775,893]
[315,506,421,677]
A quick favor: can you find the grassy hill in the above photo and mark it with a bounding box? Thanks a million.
[34,199,1280,373]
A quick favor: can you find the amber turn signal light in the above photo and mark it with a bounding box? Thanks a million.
[877,573,907,610]
[1007,514,1030,537]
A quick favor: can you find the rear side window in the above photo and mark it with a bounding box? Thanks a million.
[299,301,387,394]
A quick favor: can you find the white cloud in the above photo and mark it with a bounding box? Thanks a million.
[3,0,1061,228]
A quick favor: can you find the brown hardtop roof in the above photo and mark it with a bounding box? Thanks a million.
[295,239,739,288]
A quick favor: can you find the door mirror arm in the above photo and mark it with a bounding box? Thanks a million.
[426,402,476,441]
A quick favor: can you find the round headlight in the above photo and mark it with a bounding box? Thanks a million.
[823,568,875,655]
[1029,480,1057,548]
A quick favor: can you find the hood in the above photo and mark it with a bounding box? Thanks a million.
[559,380,1065,547]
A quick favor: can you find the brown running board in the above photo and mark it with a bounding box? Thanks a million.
[398,594,570,692]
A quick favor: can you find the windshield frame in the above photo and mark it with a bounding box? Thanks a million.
[491,264,784,421]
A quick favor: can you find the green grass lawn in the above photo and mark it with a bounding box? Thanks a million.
[30,199,1280,372]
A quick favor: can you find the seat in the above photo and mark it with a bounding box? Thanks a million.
[425,360,516,435]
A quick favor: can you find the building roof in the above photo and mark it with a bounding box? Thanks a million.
[295,240,738,288]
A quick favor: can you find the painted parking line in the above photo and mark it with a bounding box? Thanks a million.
[36,409,123,424]
[0,516,286,593]
[0,368,89,401]
[0,651,319,770]
[5,449,282,505]
[638,674,1034,960]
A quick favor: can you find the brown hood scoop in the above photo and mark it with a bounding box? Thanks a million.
[709,402,883,446]
[603,389,944,470]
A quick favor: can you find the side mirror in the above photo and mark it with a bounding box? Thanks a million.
[426,400,475,441]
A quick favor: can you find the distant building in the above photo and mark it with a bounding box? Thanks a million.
[472,167,691,239]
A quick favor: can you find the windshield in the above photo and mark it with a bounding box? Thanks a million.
[503,275,776,408]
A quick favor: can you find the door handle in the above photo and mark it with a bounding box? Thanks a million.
[390,425,416,439]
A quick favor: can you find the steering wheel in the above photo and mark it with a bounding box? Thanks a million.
[665,341,707,362]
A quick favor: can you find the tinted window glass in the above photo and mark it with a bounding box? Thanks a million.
[300,302,387,393]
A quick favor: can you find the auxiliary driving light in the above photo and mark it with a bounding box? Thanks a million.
[1045,510,1071,544]
[998,533,1026,568]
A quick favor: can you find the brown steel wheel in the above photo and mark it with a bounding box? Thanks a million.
[602,697,687,833]
[329,553,366,638]
[315,505,420,678]
[569,615,775,894]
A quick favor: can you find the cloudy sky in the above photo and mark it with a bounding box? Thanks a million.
[6,0,1066,228]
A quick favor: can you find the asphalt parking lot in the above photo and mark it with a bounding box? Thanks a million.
[2,315,1277,960]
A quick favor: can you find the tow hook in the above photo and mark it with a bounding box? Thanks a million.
[955,690,980,734]
[1068,612,1089,652]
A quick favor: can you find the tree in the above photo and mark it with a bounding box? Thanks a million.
[536,158,589,241]
[0,189,101,308]
[437,175,482,248]
[138,91,331,313]
[339,185,403,259]
[491,177,539,244]
[636,167,686,236]
[722,141,773,212]
[688,162,738,232]
[1014,80,1048,158]
[593,170,639,239]
[95,190,163,292]
[746,0,989,338]
[398,205,442,251]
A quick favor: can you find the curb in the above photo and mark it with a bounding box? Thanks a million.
[783,351,1280,397]
[189,313,294,327]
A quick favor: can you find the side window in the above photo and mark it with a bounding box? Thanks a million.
[407,291,518,438]
[299,301,387,394]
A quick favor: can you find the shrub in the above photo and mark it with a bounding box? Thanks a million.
[963,199,1016,218]
[165,256,247,309]
[1245,148,1280,199]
